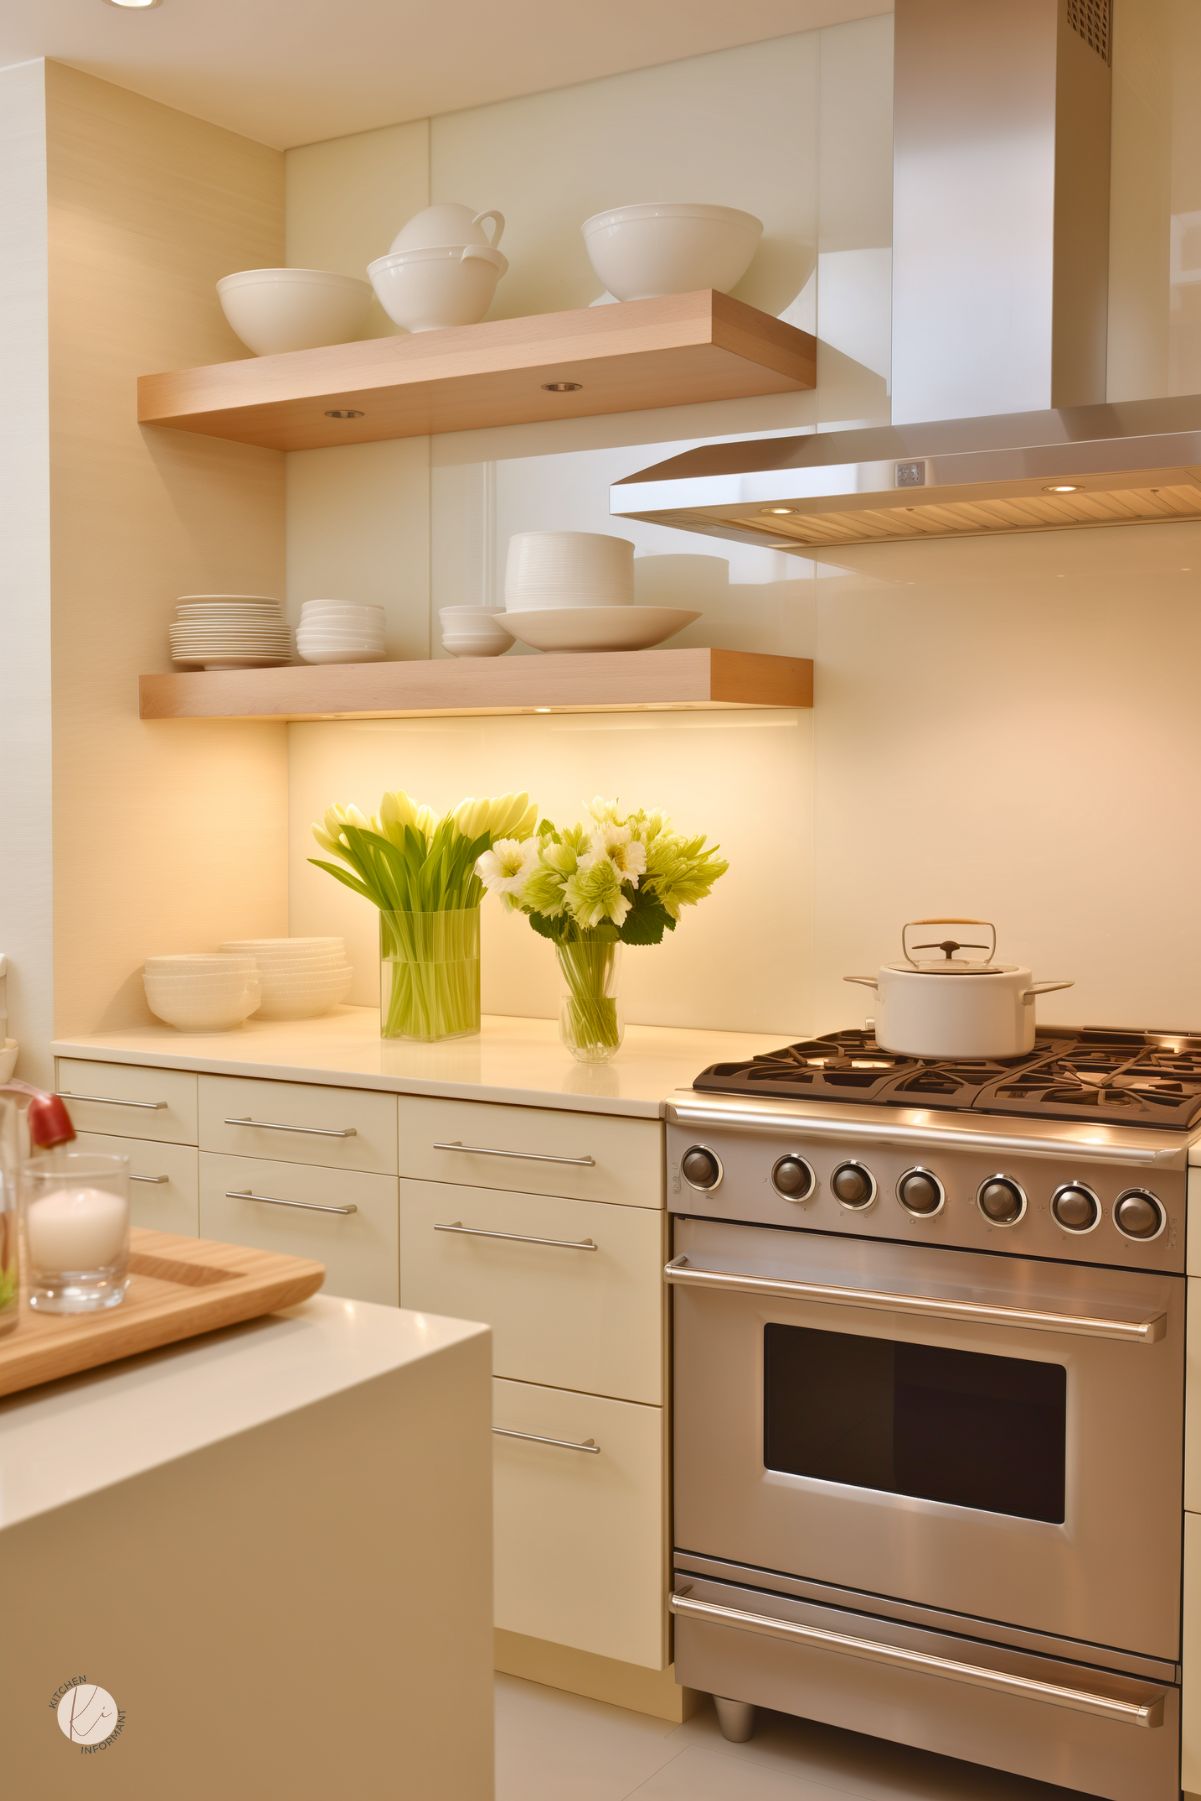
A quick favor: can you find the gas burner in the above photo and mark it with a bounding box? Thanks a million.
[695,1026,1201,1129]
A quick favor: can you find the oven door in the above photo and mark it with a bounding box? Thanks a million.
[669,1217,1183,1659]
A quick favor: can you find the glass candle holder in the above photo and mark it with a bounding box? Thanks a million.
[0,1096,18,1335]
[24,1150,131,1313]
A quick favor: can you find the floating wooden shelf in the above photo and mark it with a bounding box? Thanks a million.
[136,291,817,451]
[138,648,814,722]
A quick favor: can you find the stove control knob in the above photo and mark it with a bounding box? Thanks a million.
[1114,1189,1165,1241]
[832,1161,876,1210]
[897,1168,944,1216]
[772,1156,815,1202]
[977,1175,1026,1227]
[681,1146,722,1192]
[1051,1184,1100,1234]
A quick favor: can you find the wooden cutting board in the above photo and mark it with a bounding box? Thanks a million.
[0,1228,325,1398]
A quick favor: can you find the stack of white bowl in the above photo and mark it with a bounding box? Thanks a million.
[439,606,512,658]
[144,955,261,1033]
[499,532,699,653]
[368,203,508,334]
[169,596,292,671]
[296,600,386,665]
[219,938,352,1020]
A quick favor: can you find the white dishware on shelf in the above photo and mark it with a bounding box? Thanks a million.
[497,604,700,653]
[169,593,292,671]
[217,268,373,355]
[295,642,387,665]
[143,953,261,1032]
[368,244,508,333]
[581,202,762,301]
[388,204,505,256]
[438,606,512,657]
[218,937,352,1021]
[504,532,634,612]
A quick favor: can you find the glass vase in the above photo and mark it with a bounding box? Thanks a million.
[556,939,624,1064]
[0,1094,18,1334]
[380,908,481,1042]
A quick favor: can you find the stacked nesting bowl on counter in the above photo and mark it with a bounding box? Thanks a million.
[143,955,262,1032]
[219,938,353,1019]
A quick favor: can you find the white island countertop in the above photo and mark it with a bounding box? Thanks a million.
[0,1296,486,1530]
[54,1007,785,1118]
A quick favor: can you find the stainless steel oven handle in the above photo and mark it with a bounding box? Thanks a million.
[668,1594,1163,1728]
[664,1256,1166,1344]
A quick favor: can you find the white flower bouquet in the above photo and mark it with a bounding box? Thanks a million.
[312,790,536,1039]
[478,798,727,1061]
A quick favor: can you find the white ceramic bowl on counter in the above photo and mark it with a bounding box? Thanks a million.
[581,203,762,300]
[143,957,261,1033]
[218,937,352,1021]
[368,245,508,333]
[217,268,373,355]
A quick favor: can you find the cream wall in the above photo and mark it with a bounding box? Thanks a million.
[285,4,1201,1039]
[45,63,291,1037]
[0,62,53,1082]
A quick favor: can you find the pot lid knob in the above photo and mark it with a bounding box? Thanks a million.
[902,917,997,969]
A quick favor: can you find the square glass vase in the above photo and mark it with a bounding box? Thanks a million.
[380,909,481,1042]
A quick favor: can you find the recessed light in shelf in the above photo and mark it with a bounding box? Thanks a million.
[541,381,582,393]
[1043,483,1080,494]
[104,0,162,9]
[325,408,364,420]
[766,506,798,515]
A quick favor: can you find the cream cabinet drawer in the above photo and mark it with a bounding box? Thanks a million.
[492,1378,666,1668]
[398,1095,662,1208]
[200,1076,398,1174]
[199,1153,399,1305]
[401,1180,663,1404]
[1186,1513,1201,1795]
[73,1131,199,1236]
[1189,1279,1201,1512]
[56,1059,197,1145]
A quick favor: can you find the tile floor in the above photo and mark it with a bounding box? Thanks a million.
[495,1675,1100,1801]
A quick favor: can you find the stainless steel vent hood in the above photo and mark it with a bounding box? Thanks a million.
[611,0,1201,551]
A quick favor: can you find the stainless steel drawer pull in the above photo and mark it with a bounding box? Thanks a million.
[492,1426,600,1455]
[58,1091,167,1112]
[435,1221,597,1251]
[432,1140,595,1168]
[664,1256,1166,1345]
[226,1188,357,1217]
[668,1594,1163,1728]
[224,1116,357,1139]
[130,1173,169,1185]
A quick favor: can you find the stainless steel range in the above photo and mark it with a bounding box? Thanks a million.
[666,1027,1195,1801]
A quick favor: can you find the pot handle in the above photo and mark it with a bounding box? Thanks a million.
[470,208,505,249]
[1022,980,1074,1004]
[844,976,879,991]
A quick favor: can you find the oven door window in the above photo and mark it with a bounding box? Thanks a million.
[763,1325,1067,1523]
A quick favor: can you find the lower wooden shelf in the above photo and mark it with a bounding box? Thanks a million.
[138,648,814,722]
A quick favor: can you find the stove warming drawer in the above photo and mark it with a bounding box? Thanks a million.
[671,1572,1180,1801]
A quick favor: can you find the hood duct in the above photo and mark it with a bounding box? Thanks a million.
[611,0,1201,551]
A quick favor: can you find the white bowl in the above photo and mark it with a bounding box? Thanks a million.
[247,957,352,976]
[145,975,264,995]
[296,644,387,665]
[581,203,762,301]
[504,532,634,611]
[217,268,373,356]
[441,632,512,659]
[389,203,506,255]
[439,606,504,620]
[368,245,508,333]
[255,972,354,1021]
[144,972,261,1032]
[144,953,257,974]
[499,604,700,653]
[221,937,345,953]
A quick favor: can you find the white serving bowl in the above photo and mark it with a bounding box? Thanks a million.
[368,245,508,333]
[504,532,634,611]
[581,203,762,300]
[438,608,512,655]
[255,972,354,1021]
[389,203,505,255]
[499,604,700,653]
[144,971,261,1032]
[217,268,373,356]
[145,975,263,996]
[238,956,351,976]
[441,632,512,658]
[144,954,257,976]
[296,643,387,665]
[221,937,345,952]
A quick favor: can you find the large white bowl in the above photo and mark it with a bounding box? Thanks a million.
[498,604,700,653]
[144,976,261,1032]
[217,268,373,356]
[255,971,353,1021]
[145,953,257,973]
[504,532,634,612]
[368,245,507,333]
[389,203,506,255]
[581,203,762,301]
[296,643,387,665]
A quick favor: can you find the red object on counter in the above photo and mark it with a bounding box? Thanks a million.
[1,1081,76,1149]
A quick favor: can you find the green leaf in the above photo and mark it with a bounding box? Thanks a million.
[309,858,376,905]
[618,890,673,946]
[527,911,568,942]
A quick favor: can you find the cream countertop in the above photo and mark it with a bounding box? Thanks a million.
[53,1007,785,1118]
[0,1296,487,1530]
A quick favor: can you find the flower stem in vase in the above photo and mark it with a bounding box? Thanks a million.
[556,937,623,1063]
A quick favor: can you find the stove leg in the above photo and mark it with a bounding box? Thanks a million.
[713,1696,756,1743]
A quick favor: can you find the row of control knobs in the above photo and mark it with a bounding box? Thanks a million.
[679,1147,1165,1241]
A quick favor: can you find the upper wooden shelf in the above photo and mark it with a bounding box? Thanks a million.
[138,648,814,722]
[137,291,817,452]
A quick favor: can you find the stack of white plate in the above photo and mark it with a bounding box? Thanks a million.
[169,596,292,671]
[500,532,698,653]
[296,601,387,665]
[144,954,262,1032]
[219,937,352,1020]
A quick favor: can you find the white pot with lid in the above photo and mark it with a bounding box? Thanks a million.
[844,920,1073,1060]
[388,203,505,255]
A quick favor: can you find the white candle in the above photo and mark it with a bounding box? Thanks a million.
[26,1186,129,1272]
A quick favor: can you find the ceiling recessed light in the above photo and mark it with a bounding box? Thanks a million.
[1043,483,1080,494]
[105,0,162,9]
[324,408,364,420]
[765,506,799,516]
[541,381,582,393]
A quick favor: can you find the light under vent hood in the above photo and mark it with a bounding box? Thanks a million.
[611,0,1201,552]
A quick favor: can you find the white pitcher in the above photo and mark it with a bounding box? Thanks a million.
[388,203,505,256]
